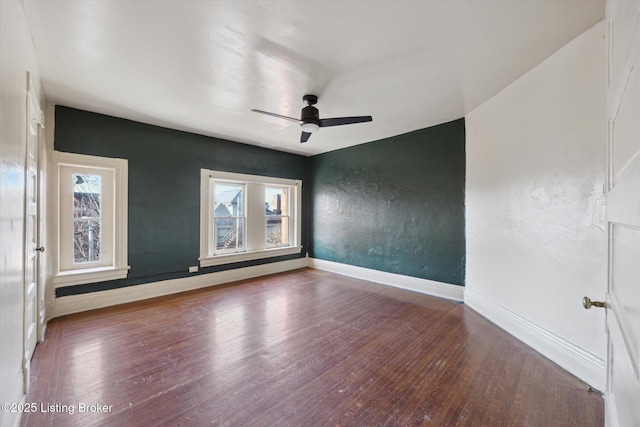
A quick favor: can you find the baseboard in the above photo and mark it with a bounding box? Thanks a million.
[52,258,307,318]
[464,288,606,391]
[307,258,464,302]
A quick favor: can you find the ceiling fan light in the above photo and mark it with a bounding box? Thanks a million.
[300,122,319,133]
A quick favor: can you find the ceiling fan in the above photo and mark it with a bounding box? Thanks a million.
[252,94,373,143]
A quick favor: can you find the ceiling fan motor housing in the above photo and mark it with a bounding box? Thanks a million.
[301,105,320,125]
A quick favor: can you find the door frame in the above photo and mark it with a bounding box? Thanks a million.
[604,1,640,425]
[23,72,45,393]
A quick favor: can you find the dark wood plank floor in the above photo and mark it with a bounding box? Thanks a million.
[21,268,603,426]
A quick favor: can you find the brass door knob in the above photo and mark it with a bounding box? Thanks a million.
[583,296,605,309]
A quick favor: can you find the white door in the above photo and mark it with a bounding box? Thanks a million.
[604,1,640,425]
[23,78,43,393]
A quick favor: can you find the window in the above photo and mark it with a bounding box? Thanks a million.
[53,152,129,287]
[200,169,302,267]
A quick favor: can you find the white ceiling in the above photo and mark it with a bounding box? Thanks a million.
[23,0,604,156]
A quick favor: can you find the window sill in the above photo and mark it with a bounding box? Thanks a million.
[199,246,302,268]
[53,266,131,288]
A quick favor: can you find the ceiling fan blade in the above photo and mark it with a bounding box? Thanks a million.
[319,116,372,127]
[251,109,301,123]
[300,132,312,143]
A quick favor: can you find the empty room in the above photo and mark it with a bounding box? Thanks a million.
[1,0,638,426]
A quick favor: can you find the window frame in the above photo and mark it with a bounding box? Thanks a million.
[199,169,302,267]
[52,152,129,287]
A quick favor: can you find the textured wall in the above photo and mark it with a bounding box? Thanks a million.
[0,0,45,422]
[310,119,466,286]
[465,22,606,367]
[54,106,309,296]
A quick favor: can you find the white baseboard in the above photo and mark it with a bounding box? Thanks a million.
[464,288,606,391]
[52,258,307,318]
[307,258,464,302]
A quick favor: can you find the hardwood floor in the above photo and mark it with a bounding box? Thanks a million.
[21,268,603,426]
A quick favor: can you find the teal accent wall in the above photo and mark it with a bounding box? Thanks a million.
[54,106,309,296]
[309,119,465,286]
[54,107,465,296]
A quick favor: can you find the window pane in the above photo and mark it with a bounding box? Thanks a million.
[74,220,101,263]
[265,187,287,216]
[267,216,288,247]
[213,182,245,253]
[73,174,101,263]
[215,218,244,251]
[214,183,243,217]
[266,187,289,247]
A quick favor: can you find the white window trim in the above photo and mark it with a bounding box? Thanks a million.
[199,169,302,268]
[52,152,129,287]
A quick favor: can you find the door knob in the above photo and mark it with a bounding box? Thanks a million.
[583,296,605,309]
[35,246,45,252]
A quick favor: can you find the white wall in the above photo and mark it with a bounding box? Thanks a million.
[0,1,44,426]
[465,21,607,389]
